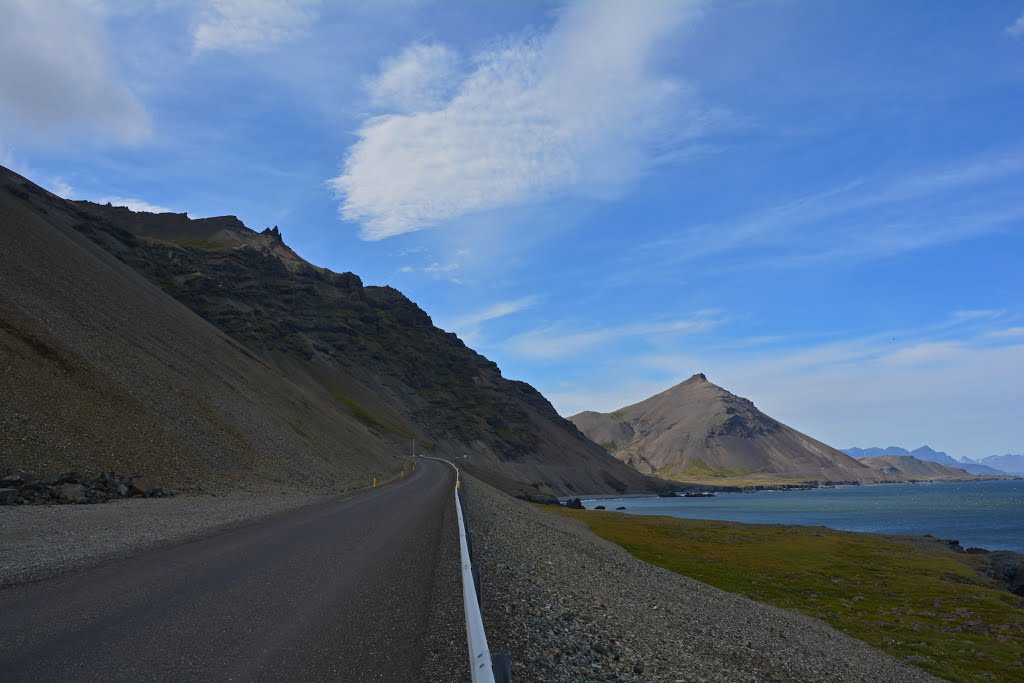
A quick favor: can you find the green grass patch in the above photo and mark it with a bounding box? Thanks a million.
[658,457,748,480]
[334,394,412,439]
[548,508,1024,682]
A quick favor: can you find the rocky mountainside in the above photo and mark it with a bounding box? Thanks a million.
[570,373,893,484]
[0,164,654,496]
[856,456,976,481]
[0,166,399,494]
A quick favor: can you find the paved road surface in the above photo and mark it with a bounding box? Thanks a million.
[0,459,457,681]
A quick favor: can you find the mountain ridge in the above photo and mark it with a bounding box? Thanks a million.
[571,373,892,484]
[1,164,658,497]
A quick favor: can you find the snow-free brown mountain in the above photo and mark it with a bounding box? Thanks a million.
[856,456,977,481]
[0,164,655,497]
[570,373,892,484]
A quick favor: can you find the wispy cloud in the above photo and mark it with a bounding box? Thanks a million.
[193,0,321,54]
[505,315,719,360]
[985,326,1024,339]
[331,0,712,240]
[452,296,539,330]
[447,296,539,345]
[631,149,1024,274]
[0,0,149,143]
[366,42,460,112]
[1008,13,1024,38]
[50,178,74,199]
[97,196,176,214]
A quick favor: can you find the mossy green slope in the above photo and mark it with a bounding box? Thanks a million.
[551,508,1023,683]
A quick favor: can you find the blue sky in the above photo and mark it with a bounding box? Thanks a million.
[2,0,1023,459]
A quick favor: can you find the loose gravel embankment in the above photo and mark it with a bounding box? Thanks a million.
[0,494,323,588]
[462,476,941,683]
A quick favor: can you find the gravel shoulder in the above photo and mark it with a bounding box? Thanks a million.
[0,494,325,588]
[462,475,941,683]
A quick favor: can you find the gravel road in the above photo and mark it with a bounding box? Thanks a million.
[1,493,325,588]
[462,475,940,683]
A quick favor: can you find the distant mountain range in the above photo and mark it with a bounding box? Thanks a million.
[571,374,895,485]
[842,446,1013,476]
[966,454,1024,476]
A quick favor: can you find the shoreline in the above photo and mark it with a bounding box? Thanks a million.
[556,478,1024,555]
[559,474,1022,503]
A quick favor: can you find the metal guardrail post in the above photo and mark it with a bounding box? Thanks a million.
[491,653,513,683]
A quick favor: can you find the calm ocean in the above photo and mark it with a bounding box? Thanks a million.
[585,479,1024,553]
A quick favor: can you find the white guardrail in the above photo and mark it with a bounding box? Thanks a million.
[423,457,511,683]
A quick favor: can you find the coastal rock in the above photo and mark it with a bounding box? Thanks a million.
[2,470,27,486]
[0,470,171,505]
[983,552,1024,596]
[564,498,584,510]
[58,483,88,504]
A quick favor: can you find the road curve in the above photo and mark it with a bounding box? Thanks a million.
[0,459,458,681]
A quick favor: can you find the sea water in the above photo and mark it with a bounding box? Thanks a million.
[585,479,1024,553]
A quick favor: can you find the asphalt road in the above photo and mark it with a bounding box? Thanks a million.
[0,459,458,681]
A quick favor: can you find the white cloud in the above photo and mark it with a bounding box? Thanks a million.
[448,296,538,344]
[50,178,74,199]
[505,316,718,360]
[0,0,149,143]
[331,0,709,240]
[193,0,320,54]
[424,262,459,275]
[452,296,539,330]
[1008,13,1024,37]
[367,42,460,112]
[986,326,1024,339]
[952,309,1003,322]
[98,196,175,213]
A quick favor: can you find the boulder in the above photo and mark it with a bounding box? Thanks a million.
[616,506,627,510]
[0,488,18,505]
[594,505,606,510]
[1,470,27,486]
[564,498,584,510]
[129,477,154,496]
[57,483,88,504]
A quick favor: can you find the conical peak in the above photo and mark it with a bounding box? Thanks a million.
[690,373,707,382]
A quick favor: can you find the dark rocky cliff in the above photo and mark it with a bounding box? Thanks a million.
[62,195,655,496]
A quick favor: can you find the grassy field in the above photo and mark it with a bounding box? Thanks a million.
[549,508,1024,682]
